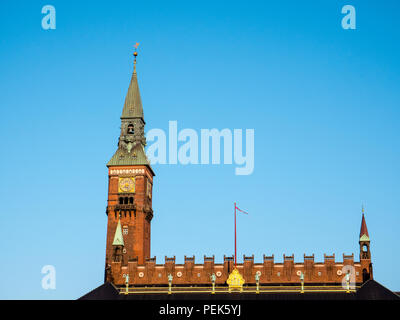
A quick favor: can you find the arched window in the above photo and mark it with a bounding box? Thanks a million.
[363,244,368,252]
[362,268,370,283]
[124,197,128,204]
[127,124,134,134]
[119,197,123,205]
[129,197,134,204]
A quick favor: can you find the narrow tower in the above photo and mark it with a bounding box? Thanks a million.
[105,48,155,283]
[359,207,373,282]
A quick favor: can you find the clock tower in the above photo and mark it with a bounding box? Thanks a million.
[104,50,154,282]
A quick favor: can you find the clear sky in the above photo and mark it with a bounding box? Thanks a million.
[0,0,399,299]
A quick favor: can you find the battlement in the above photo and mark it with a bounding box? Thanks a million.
[107,253,367,286]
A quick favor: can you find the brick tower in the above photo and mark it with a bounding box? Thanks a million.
[359,208,373,282]
[104,50,154,282]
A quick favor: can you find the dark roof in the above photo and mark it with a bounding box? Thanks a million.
[79,282,119,300]
[356,280,399,300]
[79,280,399,300]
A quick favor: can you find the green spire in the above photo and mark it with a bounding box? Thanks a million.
[112,219,124,246]
[107,48,153,170]
[121,51,143,120]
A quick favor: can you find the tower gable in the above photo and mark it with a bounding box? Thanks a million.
[360,234,370,242]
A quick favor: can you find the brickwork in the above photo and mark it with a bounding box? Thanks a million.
[105,165,154,269]
[107,253,371,286]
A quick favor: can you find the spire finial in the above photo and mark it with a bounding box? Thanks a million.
[133,42,139,73]
[362,204,365,214]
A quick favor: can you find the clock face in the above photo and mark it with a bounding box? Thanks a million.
[119,177,135,193]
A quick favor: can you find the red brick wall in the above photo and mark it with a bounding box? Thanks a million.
[109,254,371,286]
[105,165,154,272]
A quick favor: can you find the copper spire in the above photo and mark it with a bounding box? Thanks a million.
[120,44,143,120]
[359,209,370,240]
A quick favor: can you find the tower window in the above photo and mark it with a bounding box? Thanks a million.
[123,227,128,235]
[129,197,134,204]
[127,124,134,134]
[119,197,123,205]
[124,197,128,204]
[363,245,368,252]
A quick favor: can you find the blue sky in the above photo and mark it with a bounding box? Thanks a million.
[0,0,399,299]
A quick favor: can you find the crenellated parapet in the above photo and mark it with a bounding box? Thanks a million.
[304,254,314,281]
[107,253,368,286]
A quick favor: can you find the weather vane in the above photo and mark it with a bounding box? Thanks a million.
[133,42,139,72]
[134,42,139,55]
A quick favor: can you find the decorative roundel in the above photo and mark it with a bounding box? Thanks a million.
[122,248,127,254]
[158,273,162,278]
[318,272,322,276]
[337,270,343,276]
[123,274,127,278]
[216,271,222,277]
[296,270,302,276]
[138,272,144,278]
[256,271,262,276]
[177,272,182,278]
[197,273,201,277]
[277,272,281,277]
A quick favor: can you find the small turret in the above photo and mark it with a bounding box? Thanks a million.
[359,208,370,259]
[359,206,373,282]
[112,219,124,262]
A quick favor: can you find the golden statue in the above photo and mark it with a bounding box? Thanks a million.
[226,268,245,292]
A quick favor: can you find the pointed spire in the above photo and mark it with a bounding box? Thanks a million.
[121,44,144,120]
[112,219,125,246]
[107,46,154,173]
[359,208,370,242]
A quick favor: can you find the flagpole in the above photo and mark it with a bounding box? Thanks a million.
[234,202,237,268]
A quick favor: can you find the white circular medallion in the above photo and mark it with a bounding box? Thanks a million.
[216,271,222,277]
[296,270,302,276]
[337,270,343,276]
[256,271,262,276]
[177,271,182,278]
[138,272,144,278]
